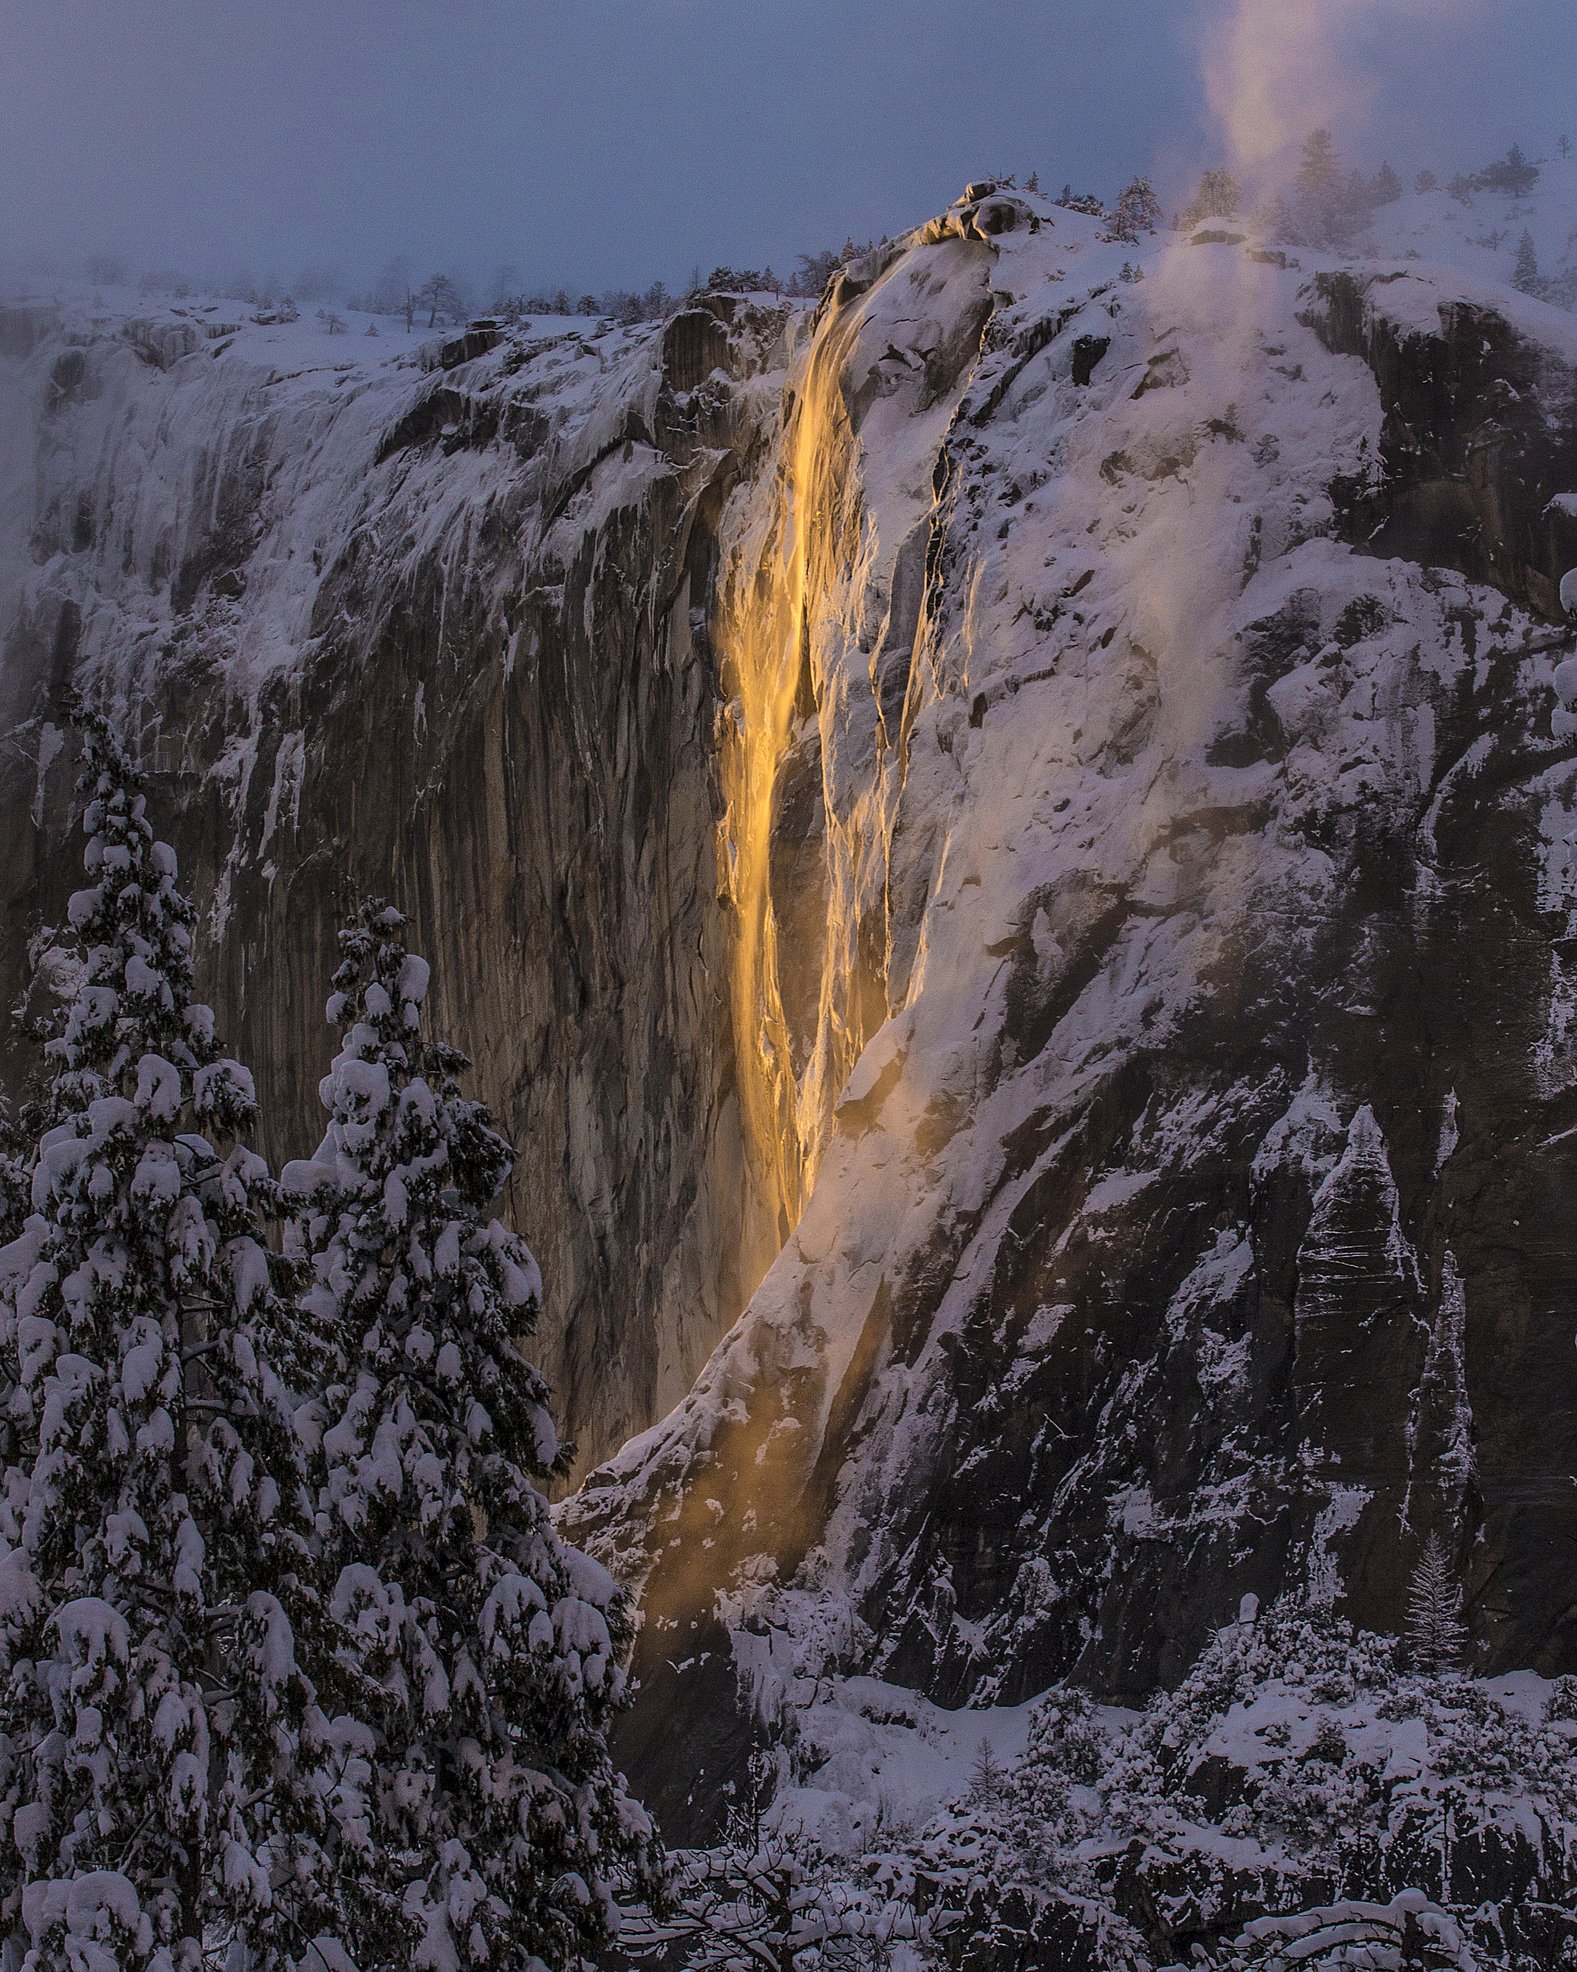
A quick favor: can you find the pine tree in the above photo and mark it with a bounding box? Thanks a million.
[0,1103,32,1574]
[1109,176,1163,243]
[286,901,661,1972]
[0,710,344,1972]
[0,1106,27,1247]
[1281,130,1370,247]
[1405,1533,1468,1674]
[1475,143,1541,198]
[1513,228,1543,295]
[1298,128,1341,198]
[1183,167,1241,228]
[1370,162,1404,207]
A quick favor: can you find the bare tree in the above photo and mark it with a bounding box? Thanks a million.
[415,272,468,328]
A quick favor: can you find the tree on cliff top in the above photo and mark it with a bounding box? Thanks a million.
[1475,143,1540,198]
[415,273,468,329]
[1109,177,1163,242]
[1183,168,1241,228]
[285,900,661,1972]
[0,709,343,1970]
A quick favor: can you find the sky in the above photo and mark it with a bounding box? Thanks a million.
[1,0,1573,298]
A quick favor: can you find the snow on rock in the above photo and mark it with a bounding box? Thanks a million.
[9,177,1577,1861]
[560,185,1577,1835]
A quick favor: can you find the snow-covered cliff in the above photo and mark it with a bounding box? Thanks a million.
[562,181,1577,1826]
[0,283,793,1475]
[4,169,1577,1842]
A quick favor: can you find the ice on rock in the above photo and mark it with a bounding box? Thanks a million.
[1562,567,1577,617]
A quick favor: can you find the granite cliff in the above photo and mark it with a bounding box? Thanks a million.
[4,177,1577,1840]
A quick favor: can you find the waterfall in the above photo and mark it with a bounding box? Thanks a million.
[712,275,898,1287]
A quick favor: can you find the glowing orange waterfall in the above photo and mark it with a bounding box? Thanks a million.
[715,301,861,1274]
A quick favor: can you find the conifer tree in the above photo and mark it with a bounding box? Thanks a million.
[0,1103,30,1569]
[286,900,660,1972]
[1109,176,1163,242]
[1405,1532,1468,1674]
[1370,161,1404,207]
[0,710,343,1972]
[1278,129,1373,247]
[1298,128,1341,199]
[1513,228,1543,295]
[1183,168,1241,228]
[0,1106,27,1247]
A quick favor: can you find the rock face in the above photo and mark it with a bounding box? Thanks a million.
[5,190,1577,1842]
[1306,269,1577,615]
[0,292,794,1474]
[564,218,1577,1831]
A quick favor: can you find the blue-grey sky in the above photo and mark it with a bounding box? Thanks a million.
[1,0,1573,295]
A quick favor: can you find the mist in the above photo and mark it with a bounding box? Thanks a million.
[1,0,1574,302]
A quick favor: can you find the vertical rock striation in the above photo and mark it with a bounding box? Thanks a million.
[5,186,1577,1842]
[0,293,793,1473]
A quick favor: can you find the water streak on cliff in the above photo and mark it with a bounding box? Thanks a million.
[714,294,863,1276]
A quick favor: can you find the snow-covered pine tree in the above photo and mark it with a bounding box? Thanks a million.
[0,709,344,1972]
[1370,161,1404,207]
[0,1106,28,1247]
[1108,176,1163,243]
[0,1102,31,1575]
[1406,1533,1469,1674]
[286,900,660,1972]
[1513,228,1543,295]
[1183,167,1241,228]
[1298,128,1341,199]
